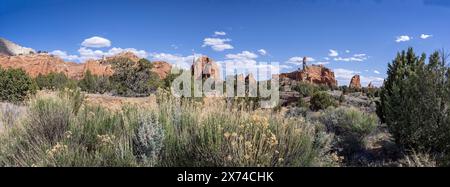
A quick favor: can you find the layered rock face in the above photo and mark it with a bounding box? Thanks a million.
[0,52,172,80]
[191,56,221,80]
[82,59,114,78]
[151,61,172,79]
[0,53,84,78]
[279,64,337,87]
[349,75,361,89]
[0,38,35,56]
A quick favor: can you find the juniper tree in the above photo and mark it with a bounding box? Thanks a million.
[380,48,450,156]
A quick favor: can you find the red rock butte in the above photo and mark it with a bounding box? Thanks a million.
[278,64,338,87]
[349,75,362,89]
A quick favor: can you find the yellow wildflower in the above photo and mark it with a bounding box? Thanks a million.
[64,131,72,139]
[46,142,68,157]
[97,134,115,146]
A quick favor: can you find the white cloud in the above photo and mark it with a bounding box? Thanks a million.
[396,35,411,43]
[334,68,359,80]
[361,76,384,87]
[226,51,258,60]
[150,53,201,69]
[217,51,282,80]
[214,31,227,36]
[334,68,384,86]
[345,50,350,53]
[107,47,148,58]
[324,57,330,61]
[50,50,79,61]
[374,70,380,74]
[286,56,315,65]
[79,47,148,61]
[202,38,234,51]
[81,36,111,48]
[77,47,104,61]
[334,53,368,62]
[329,49,339,57]
[420,34,432,39]
[314,61,330,65]
[51,37,149,62]
[258,49,267,56]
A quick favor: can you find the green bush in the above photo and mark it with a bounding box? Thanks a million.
[78,70,111,94]
[110,58,163,97]
[26,95,73,144]
[320,107,378,159]
[365,87,381,98]
[0,68,36,103]
[297,98,309,108]
[379,48,450,159]
[310,91,337,111]
[163,68,183,89]
[35,72,77,90]
[293,82,328,97]
[130,111,164,166]
[338,93,346,104]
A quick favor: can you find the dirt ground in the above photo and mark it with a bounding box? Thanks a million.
[35,90,157,112]
[84,93,157,111]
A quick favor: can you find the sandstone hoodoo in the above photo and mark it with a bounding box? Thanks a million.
[367,82,375,89]
[233,73,256,85]
[279,57,337,87]
[191,56,221,80]
[349,75,361,89]
[246,73,257,85]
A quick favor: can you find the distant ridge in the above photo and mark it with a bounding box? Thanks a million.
[0,38,173,80]
[0,37,35,56]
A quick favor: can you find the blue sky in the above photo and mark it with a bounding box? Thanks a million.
[1,0,450,86]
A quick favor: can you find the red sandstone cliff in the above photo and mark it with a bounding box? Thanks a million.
[0,52,172,80]
[151,61,172,79]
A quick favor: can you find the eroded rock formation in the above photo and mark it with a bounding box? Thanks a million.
[191,56,221,80]
[349,75,361,89]
[151,61,172,79]
[0,53,83,78]
[0,52,172,80]
[279,64,337,87]
[245,73,257,85]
